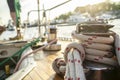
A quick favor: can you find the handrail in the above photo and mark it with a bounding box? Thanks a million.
[27,0,72,23]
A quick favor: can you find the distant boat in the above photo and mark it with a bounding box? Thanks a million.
[7,20,15,31]
[7,25,15,31]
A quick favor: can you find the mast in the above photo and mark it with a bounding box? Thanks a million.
[42,4,47,36]
[37,0,41,36]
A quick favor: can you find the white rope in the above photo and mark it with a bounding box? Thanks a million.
[85,48,114,58]
[68,49,76,80]
[71,30,118,66]
[64,63,70,80]
[82,42,113,51]
[64,43,86,80]
[71,31,114,44]
[115,33,120,65]
[64,42,85,63]
[85,54,118,66]
[52,58,66,76]
[73,49,86,80]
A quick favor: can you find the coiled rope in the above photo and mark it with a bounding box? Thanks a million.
[71,30,118,66]
[52,58,66,76]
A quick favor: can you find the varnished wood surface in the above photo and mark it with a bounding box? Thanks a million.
[23,41,71,80]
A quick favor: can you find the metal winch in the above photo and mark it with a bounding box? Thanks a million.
[47,26,57,43]
[44,26,61,51]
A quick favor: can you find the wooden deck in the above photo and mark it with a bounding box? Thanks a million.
[22,41,70,80]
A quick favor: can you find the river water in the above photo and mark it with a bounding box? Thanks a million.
[0,19,120,41]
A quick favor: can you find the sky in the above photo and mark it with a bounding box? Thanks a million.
[0,0,119,25]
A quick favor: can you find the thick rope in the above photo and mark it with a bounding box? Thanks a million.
[64,43,86,80]
[71,31,114,44]
[71,30,118,66]
[64,48,86,80]
[52,58,66,76]
[64,42,85,63]
[115,33,120,65]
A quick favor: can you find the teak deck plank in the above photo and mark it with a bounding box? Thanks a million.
[23,60,63,80]
[23,74,32,80]
[22,41,69,80]
[29,69,42,80]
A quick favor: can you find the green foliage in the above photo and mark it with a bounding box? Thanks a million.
[55,12,73,21]
[54,1,120,20]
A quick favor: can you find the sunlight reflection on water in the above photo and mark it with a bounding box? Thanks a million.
[0,19,120,41]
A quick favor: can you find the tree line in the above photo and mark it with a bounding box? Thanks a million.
[74,1,120,17]
[55,1,120,21]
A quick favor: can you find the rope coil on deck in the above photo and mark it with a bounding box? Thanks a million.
[52,43,89,80]
[52,58,66,76]
[71,30,118,66]
[52,23,120,80]
[52,31,118,79]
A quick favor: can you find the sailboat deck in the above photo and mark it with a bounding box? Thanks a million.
[22,41,70,80]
